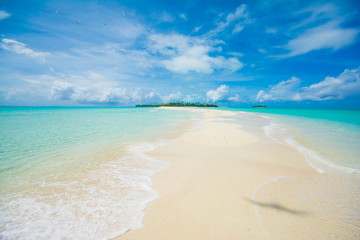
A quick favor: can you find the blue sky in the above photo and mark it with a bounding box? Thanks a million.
[0,0,360,107]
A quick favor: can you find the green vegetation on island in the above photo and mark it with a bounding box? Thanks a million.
[135,102,218,107]
[252,105,268,108]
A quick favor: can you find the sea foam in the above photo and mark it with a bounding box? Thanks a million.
[0,107,196,239]
[263,120,360,174]
[0,141,169,240]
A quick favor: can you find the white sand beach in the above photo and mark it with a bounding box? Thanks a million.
[115,108,359,240]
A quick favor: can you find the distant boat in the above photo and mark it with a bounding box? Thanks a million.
[252,105,268,108]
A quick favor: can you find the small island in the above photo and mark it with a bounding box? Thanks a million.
[252,105,268,108]
[136,102,218,108]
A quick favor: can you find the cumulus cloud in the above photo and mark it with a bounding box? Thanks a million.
[162,91,182,102]
[1,38,49,60]
[49,74,183,105]
[76,88,130,104]
[256,67,360,102]
[51,83,182,105]
[148,33,243,74]
[142,90,183,103]
[256,76,301,102]
[183,94,201,103]
[10,71,147,105]
[299,67,360,100]
[0,10,10,20]
[48,72,132,104]
[228,94,243,102]
[51,81,76,101]
[206,84,229,102]
[161,44,212,73]
[148,33,191,56]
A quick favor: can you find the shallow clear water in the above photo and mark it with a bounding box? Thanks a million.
[223,108,360,239]
[2,107,359,239]
[223,108,360,173]
[0,107,195,240]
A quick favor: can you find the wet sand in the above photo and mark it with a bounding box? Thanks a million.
[116,108,357,239]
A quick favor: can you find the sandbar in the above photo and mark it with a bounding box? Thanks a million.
[116,108,356,239]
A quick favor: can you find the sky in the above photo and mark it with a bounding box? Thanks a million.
[0,0,360,108]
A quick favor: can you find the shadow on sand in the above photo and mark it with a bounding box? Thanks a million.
[243,197,309,216]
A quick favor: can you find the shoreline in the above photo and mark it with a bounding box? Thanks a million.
[2,107,358,239]
[116,108,338,239]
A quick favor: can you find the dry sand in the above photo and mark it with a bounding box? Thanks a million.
[115,108,331,240]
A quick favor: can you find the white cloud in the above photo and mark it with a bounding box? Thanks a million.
[46,72,132,104]
[70,42,154,72]
[290,3,338,31]
[207,4,252,36]
[143,90,184,104]
[226,4,248,22]
[232,23,244,33]
[148,33,191,56]
[144,90,157,100]
[162,45,242,74]
[278,3,359,58]
[0,10,10,20]
[193,26,202,32]
[256,67,360,102]
[1,38,49,60]
[50,80,183,105]
[10,71,142,105]
[80,88,130,103]
[206,84,229,102]
[228,94,243,102]
[228,52,244,57]
[162,91,182,102]
[280,21,359,57]
[148,33,243,74]
[258,48,267,54]
[300,67,360,101]
[73,87,130,104]
[51,81,76,100]
[158,11,175,23]
[179,13,187,20]
[183,94,201,103]
[256,76,300,102]
[266,28,277,34]
[4,89,16,100]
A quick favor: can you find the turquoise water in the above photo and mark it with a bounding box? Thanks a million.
[220,108,360,126]
[0,107,195,240]
[0,107,191,174]
[223,108,360,173]
[222,108,360,238]
[1,107,359,239]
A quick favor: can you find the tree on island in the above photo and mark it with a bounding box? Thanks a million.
[135,102,218,107]
[252,105,268,108]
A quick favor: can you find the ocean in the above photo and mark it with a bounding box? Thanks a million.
[223,108,360,238]
[225,108,360,173]
[1,107,359,239]
[0,107,197,240]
